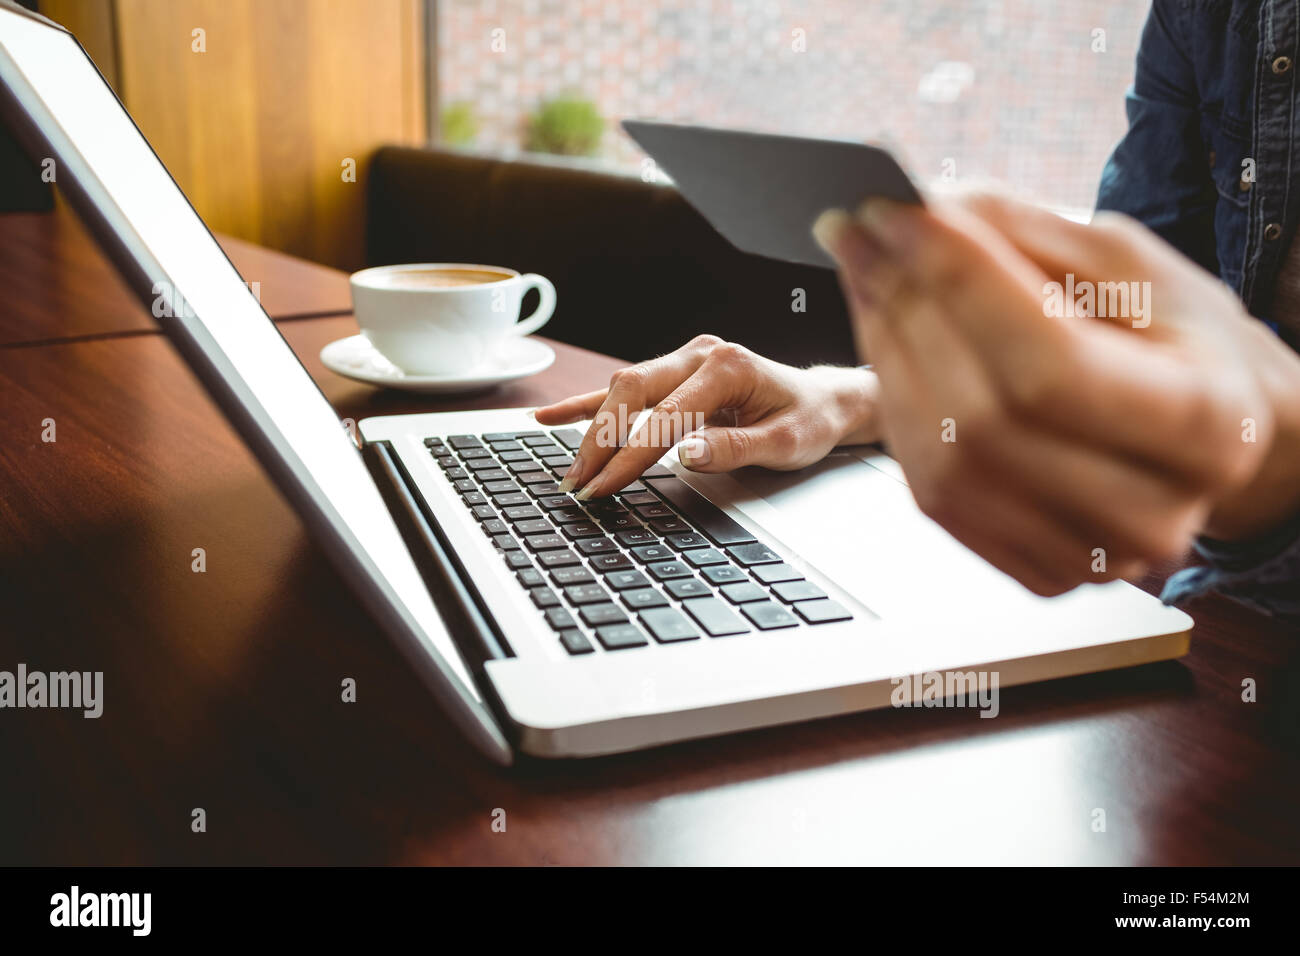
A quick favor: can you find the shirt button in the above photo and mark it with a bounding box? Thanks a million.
[1265,222,1283,241]
[1272,55,1292,74]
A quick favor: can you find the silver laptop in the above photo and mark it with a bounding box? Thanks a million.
[0,3,1191,765]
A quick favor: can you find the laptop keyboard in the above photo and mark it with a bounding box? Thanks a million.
[423,429,853,655]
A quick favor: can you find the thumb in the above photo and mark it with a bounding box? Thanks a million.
[676,422,792,473]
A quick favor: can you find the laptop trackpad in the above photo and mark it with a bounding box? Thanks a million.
[689,449,1032,621]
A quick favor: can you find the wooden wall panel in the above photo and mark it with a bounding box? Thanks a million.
[40,0,427,270]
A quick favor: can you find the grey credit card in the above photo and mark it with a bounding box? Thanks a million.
[623,119,923,268]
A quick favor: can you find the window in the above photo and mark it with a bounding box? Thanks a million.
[435,0,1150,216]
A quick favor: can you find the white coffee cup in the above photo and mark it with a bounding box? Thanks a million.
[349,263,556,375]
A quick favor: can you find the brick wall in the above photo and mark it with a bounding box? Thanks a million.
[438,0,1151,212]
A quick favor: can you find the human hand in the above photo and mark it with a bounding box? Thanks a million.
[532,334,881,499]
[814,191,1285,594]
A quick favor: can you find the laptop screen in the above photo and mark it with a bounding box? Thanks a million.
[0,7,500,741]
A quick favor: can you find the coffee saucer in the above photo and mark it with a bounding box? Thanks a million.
[319,334,556,394]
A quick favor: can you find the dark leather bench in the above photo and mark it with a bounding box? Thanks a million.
[365,146,857,367]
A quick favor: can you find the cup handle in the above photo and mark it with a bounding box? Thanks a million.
[511,274,555,336]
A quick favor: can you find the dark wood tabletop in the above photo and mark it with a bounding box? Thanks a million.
[0,205,353,346]
[1,207,1297,866]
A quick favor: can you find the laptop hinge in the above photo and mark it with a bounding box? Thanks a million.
[362,440,513,665]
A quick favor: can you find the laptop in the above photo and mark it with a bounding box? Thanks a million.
[0,4,1192,765]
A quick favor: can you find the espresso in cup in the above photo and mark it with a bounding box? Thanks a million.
[370,267,513,289]
[350,263,556,375]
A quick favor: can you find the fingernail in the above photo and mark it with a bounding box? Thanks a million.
[812,208,852,254]
[855,198,904,242]
[525,407,539,420]
[573,481,599,501]
[558,455,583,493]
[678,434,710,467]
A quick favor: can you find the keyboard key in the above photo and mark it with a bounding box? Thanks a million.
[491,534,520,551]
[634,503,674,519]
[720,581,767,604]
[563,583,611,606]
[459,446,492,459]
[552,428,585,450]
[498,449,533,462]
[740,601,799,630]
[621,588,669,609]
[491,491,530,507]
[508,459,545,474]
[549,507,587,524]
[642,463,675,478]
[638,606,700,643]
[423,436,445,448]
[524,533,569,552]
[620,491,659,507]
[516,568,545,588]
[453,479,477,493]
[527,481,562,496]
[589,552,634,572]
[471,504,497,521]
[474,468,511,483]
[482,431,524,442]
[599,513,643,532]
[540,455,573,469]
[543,607,576,630]
[793,599,853,624]
[536,548,582,569]
[461,490,488,506]
[752,562,804,584]
[664,578,710,600]
[650,518,691,534]
[531,587,561,609]
[483,480,520,495]
[511,431,544,439]
[682,597,752,636]
[467,458,504,472]
[575,537,619,555]
[772,580,827,603]
[489,440,522,452]
[579,603,628,626]
[595,623,648,650]
[550,566,595,586]
[701,565,747,585]
[618,481,648,494]
[728,543,783,566]
[443,467,467,480]
[518,471,557,485]
[561,521,605,538]
[448,435,482,449]
[647,560,692,581]
[666,532,710,550]
[502,505,541,521]
[481,519,510,536]
[630,543,674,563]
[683,547,728,567]
[605,569,650,590]
[503,550,532,569]
[617,529,658,547]
[537,495,578,510]
[643,476,757,545]
[513,519,553,536]
[523,434,557,447]
[559,628,595,655]
[436,455,458,469]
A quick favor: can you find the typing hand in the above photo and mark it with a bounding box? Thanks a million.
[814,192,1289,594]
[532,334,881,499]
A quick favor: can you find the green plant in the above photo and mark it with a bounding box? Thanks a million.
[439,101,478,147]
[525,96,603,156]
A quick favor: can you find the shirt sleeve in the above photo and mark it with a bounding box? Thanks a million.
[1160,512,1300,623]
[1094,0,1219,277]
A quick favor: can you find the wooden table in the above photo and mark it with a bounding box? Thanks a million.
[1,207,1297,866]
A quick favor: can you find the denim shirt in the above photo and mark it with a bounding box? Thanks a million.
[1095,0,1300,622]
